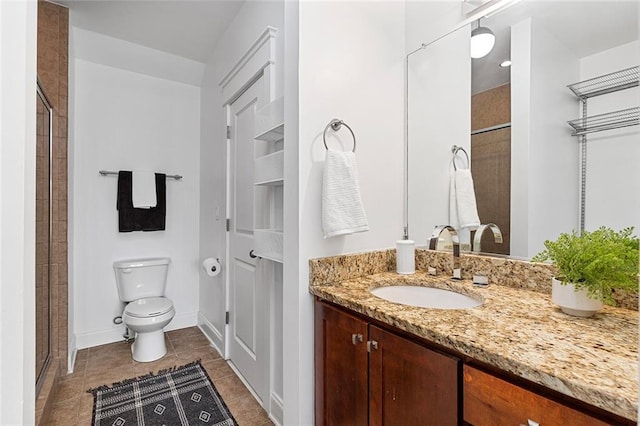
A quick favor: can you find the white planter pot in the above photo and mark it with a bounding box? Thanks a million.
[551,277,604,317]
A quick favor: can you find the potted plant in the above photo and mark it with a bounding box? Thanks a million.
[532,227,638,317]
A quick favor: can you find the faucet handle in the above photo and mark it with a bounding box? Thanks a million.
[473,274,489,287]
[473,223,503,252]
[428,237,439,250]
[429,225,460,250]
[428,225,444,249]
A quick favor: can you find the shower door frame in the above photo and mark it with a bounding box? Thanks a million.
[35,78,53,396]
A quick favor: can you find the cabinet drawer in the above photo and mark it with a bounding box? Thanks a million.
[463,365,610,426]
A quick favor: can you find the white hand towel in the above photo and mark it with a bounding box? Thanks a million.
[132,171,157,208]
[449,168,480,229]
[322,150,369,238]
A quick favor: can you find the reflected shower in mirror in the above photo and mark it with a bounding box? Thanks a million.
[407,0,639,260]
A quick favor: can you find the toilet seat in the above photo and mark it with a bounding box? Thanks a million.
[125,297,173,318]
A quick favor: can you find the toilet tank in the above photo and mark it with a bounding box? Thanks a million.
[113,257,170,302]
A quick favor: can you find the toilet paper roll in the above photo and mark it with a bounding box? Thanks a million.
[202,258,221,277]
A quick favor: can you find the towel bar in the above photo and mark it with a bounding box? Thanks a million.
[323,119,356,152]
[451,145,469,171]
[99,170,183,180]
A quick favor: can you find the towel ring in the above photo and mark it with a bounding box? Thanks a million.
[451,145,469,171]
[323,119,356,152]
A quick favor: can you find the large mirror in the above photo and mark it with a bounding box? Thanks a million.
[407,0,639,259]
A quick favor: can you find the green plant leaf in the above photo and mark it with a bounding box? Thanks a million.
[532,227,639,305]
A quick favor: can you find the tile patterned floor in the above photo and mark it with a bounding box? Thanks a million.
[46,327,273,425]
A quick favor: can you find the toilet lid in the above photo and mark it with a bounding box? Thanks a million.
[125,297,173,318]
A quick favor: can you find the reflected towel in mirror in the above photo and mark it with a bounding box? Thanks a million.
[449,169,480,229]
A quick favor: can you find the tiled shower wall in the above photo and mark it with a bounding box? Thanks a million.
[37,0,68,391]
[470,84,511,255]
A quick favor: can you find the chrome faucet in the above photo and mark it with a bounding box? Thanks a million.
[429,225,461,280]
[472,223,503,252]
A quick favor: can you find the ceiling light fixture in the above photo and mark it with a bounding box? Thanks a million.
[470,19,495,59]
[500,60,511,67]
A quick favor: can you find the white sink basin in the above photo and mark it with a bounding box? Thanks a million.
[371,285,482,309]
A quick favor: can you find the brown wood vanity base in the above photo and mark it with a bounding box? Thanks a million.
[314,298,634,426]
[464,365,611,426]
[315,300,459,425]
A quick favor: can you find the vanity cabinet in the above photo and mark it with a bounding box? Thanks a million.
[315,300,368,425]
[369,325,459,426]
[315,300,460,425]
[315,299,631,426]
[463,365,610,426]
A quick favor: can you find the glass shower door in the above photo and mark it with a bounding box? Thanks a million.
[35,80,52,393]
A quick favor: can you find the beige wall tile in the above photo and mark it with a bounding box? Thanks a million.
[37,0,68,408]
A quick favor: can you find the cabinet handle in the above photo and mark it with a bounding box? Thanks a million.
[351,333,363,345]
[367,340,378,352]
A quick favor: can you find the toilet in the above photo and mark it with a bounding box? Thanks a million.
[113,257,175,362]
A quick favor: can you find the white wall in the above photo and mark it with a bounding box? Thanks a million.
[294,2,405,423]
[510,18,532,258]
[199,3,405,423]
[197,0,285,421]
[0,0,37,423]
[526,19,580,257]
[282,1,300,425]
[198,0,284,351]
[511,18,580,258]
[405,1,463,51]
[70,28,201,349]
[580,41,640,233]
[71,27,204,86]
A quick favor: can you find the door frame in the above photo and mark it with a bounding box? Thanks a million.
[218,26,277,359]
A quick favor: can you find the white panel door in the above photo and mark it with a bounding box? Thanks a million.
[228,74,269,404]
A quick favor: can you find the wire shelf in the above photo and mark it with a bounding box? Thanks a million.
[567,107,639,135]
[567,66,639,99]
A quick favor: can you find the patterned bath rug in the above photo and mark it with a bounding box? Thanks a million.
[89,360,237,426]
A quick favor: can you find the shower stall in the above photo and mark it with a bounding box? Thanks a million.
[35,79,53,394]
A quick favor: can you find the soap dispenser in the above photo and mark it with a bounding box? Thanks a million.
[396,237,415,275]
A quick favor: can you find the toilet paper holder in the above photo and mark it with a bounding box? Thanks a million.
[202,257,222,277]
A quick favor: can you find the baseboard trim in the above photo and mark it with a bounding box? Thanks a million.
[269,392,284,426]
[67,348,77,374]
[67,334,77,373]
[76,311,198,349]
[197,312,225,357]
[227,360,263,405]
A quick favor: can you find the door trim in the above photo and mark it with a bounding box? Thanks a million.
[219,26,277,105]
[220,26,278,361]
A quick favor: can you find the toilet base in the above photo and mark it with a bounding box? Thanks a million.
[131,329,167,362]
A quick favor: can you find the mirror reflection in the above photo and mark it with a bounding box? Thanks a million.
[408,0,639,259]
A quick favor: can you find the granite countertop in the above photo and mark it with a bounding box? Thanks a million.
[309,271,638,421]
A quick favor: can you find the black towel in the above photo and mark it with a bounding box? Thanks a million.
[117,171,166,232]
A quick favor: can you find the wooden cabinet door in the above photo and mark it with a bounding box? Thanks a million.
[369,325,460,426]
[315,301,368,426]
[463,365,611,426]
